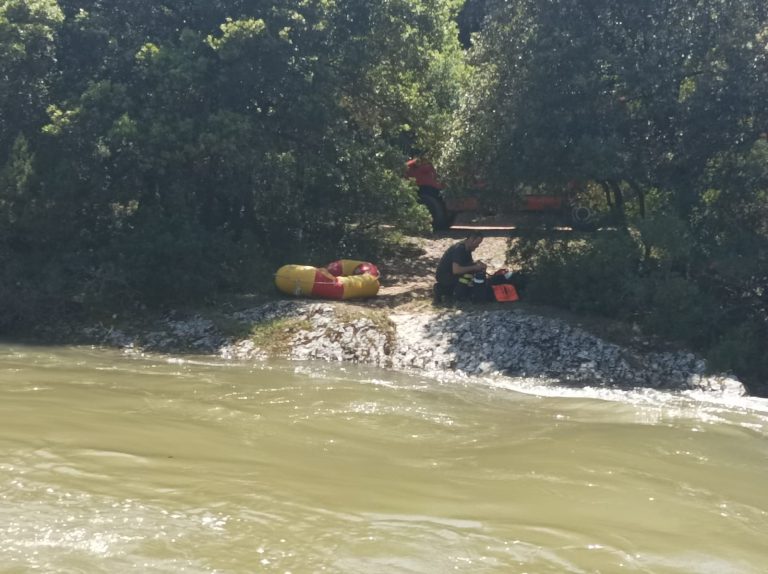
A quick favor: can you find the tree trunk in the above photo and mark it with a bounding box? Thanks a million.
[628,180,646,219]
[600,180,614,208]
[607,179,626,225]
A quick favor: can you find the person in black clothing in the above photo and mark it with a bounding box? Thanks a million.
[434,231,487,302]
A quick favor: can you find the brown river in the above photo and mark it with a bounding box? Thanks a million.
[1,345,767,573]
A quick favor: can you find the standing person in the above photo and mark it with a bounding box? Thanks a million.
[434,231,487,302]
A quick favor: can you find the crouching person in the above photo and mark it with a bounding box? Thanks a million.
[434,231,487,303]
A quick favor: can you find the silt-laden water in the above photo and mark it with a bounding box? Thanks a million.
[1,345,767,573]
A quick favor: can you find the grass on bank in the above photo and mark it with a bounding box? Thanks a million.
[249,317,314,357]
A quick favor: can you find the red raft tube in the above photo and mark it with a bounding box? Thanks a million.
[275,259,380,300]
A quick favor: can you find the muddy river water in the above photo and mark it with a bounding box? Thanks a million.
[1,345,767,573]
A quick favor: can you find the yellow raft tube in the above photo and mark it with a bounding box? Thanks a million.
[275,259,380,300]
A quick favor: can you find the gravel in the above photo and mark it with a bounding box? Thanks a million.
[92,299,745,397]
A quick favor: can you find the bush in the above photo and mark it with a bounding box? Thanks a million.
[0,211,275,336]
[635,271,721,348]
[634,213,695,273]
[512,230,641,317]
[102,213,266,308]
[0,246,86,334]
[707,320,768,395]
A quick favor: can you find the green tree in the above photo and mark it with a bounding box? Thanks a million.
[459,0,768,391]
[1,0,466,320]
[446,0,768,218]
[0,0,63,156]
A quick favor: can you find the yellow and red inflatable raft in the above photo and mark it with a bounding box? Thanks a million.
[275,259,380,300]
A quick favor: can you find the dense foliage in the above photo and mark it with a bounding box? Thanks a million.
[448,0,768,392]
[0,0,464,324]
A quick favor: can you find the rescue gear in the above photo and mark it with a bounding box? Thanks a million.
[492,283,519,302]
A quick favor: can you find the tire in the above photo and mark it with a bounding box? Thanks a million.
[418,187,452,231]
[569,204,596,231]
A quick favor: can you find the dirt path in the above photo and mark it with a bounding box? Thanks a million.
[373,230,512,306]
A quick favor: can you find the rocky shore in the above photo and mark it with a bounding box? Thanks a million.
[86,299,746,397]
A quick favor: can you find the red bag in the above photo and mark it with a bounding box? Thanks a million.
[492,283,519,302]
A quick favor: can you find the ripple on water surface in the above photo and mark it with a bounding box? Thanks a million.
[0,345,767,572]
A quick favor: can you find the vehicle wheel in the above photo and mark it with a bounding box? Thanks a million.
[570,204,596,230]
[419,187,452,231]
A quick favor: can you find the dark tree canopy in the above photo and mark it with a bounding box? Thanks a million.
[1,0,464,315]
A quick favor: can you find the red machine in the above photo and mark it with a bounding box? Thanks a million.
[405,159,594,230]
